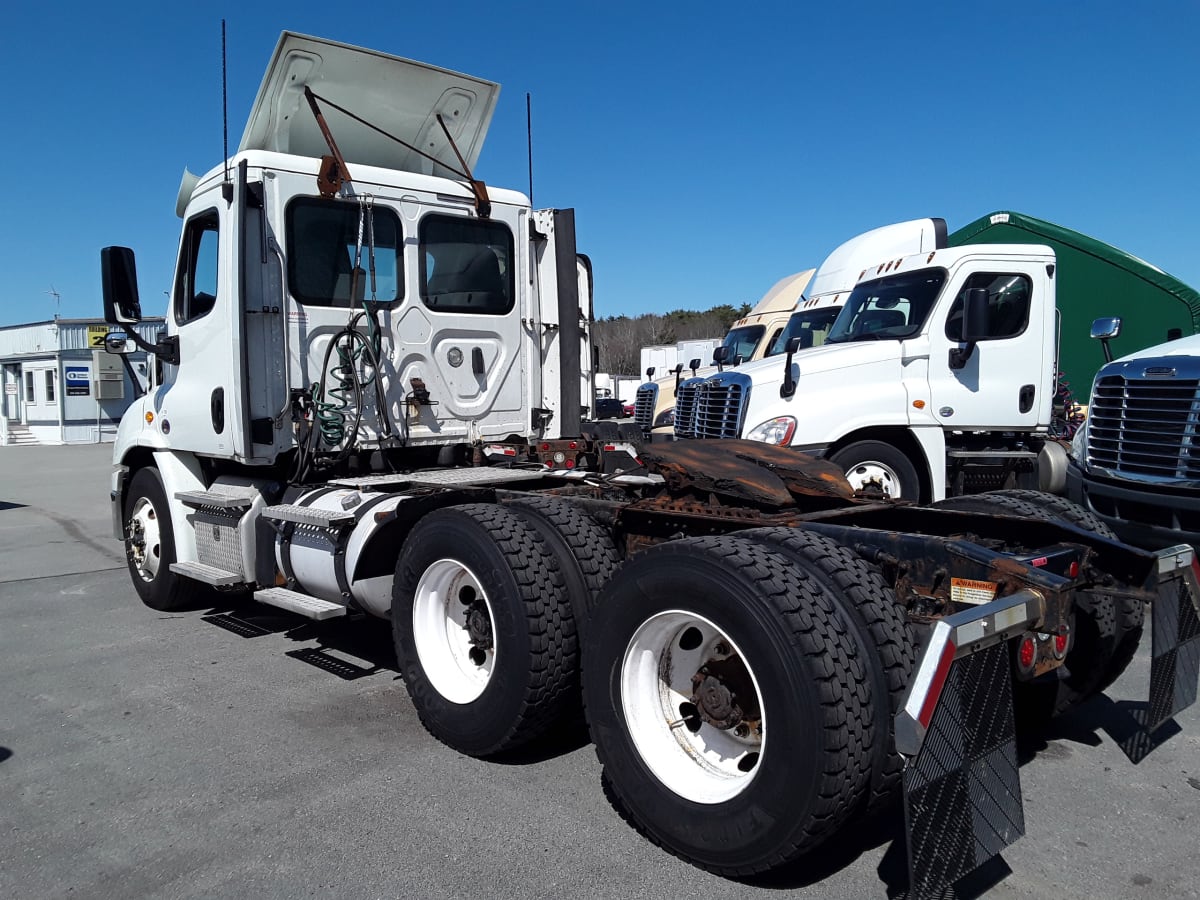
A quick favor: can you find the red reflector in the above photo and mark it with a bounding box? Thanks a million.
[1068,561,1079,578]
[1054,633,1068,655]
[1191,558,1200,583]
[918,640,957,729]
[1030,556,1048,568]
[541,443,550,451]
[603,444,616,451]
[569,441,578,450]
[1018,636,1036,669]
[565,459,576,469]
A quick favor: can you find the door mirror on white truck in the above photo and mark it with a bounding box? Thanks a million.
[1090,316,1123,362]
[712,345,730,371]
[949,287,990,369]
[101,246,143,324]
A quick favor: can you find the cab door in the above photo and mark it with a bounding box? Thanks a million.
[153,193,243,458]
[926,259,1053,430]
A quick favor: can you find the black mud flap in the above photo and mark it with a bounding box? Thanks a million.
[894,591,1042,899]
[1142,545,1200,732]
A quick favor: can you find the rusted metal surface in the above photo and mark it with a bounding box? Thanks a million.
[638,439,857,508]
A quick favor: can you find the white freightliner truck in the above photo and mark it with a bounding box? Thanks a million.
[670,218,1081,501]
[102,33,1200,896]
[636,219,947,438]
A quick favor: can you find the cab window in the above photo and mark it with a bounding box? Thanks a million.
[420,215,514,314]
[944,273,1032,341]
[174,210,220,325]
[286,198,403,307]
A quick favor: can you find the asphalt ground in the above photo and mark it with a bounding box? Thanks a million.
[2,443,1198,899]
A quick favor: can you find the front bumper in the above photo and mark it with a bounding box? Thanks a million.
[1067,463,1200,550]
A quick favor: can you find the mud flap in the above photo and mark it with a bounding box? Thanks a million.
[894,591,1043,899]
[1142,545,1200,732]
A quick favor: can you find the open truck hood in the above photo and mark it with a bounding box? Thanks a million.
[238,32,499,179]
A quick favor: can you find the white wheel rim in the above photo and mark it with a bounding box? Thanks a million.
[127,496,162,582]
[843,460,903,498]
[620,610,766,804]
[412,559,496,704]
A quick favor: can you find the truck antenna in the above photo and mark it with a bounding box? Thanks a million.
[221,19,233,204]
[526,92,534,207]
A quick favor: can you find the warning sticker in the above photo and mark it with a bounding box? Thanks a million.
[950,577,999,606]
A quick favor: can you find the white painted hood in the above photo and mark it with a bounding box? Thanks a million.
[238,32,499,178]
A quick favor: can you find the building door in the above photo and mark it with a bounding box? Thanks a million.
[2,364,20,420]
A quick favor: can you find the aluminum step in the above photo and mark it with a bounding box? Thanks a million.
[176,487,260,510]
[254,587,347,620]
[169,561,246,587]
[261,504,356,528]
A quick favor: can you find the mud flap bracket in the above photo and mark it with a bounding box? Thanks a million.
[895,590,1043,899]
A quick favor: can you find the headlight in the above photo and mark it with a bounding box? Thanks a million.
[1070,416,1088,463]
[746,416,796,445]
[653,407,675,428]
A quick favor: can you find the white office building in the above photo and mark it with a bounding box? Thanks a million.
[0,318,163,445]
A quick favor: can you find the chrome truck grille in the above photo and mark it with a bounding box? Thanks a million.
[1088,368,1200,482]
[633,383,658,431]
[673,373,750,440]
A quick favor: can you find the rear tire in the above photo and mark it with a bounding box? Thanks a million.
[392,503,578,757]
[740,527,915,811]
[123,467,210,612]
[501,494,620,638]
[582,535,874,876]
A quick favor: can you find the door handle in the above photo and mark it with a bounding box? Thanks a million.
[1018,384,1035,414]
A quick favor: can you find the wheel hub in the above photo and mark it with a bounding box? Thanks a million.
[464,602,493,650]
[691,655,760,732]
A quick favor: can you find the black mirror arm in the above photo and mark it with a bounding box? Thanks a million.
[118,326,180,366]
[949,341,976,370]
[780,339,801,398]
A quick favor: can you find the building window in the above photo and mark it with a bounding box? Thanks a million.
[24,371,33,403]
[45,370,55,404]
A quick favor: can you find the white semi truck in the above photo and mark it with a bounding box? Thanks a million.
[636,219,947,437]
[101,32,1199,896]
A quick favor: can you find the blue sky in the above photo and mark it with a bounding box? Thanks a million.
[1,1,1196,326]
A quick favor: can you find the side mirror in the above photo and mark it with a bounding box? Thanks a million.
[101,247,143,324]
[961,288,990,343]
[672,363,685,391]
[1090,315,1122,363]
[950,287,989,370]
[646,366,656,379]
[780,336,802,398]
[712,346,729,373]
[688,357,701,375]
[1090,316,1122,340]
[104,334,135,355]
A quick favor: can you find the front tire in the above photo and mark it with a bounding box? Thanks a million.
[123,467,208,612]
[392,504,578,757]
[582,535,874,876]
[830,440,920,500]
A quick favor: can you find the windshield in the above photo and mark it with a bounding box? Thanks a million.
[825,269,947,343]
[720,325,766,364]
[767,306,842,356]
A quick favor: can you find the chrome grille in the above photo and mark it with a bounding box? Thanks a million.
[674,379,703,438]
[1088,372,1200,481]
[674,374,750,440]
[634,384,658,431]
[694,382,746,439]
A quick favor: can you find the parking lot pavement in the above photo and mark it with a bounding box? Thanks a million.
[2,445,1199,899]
